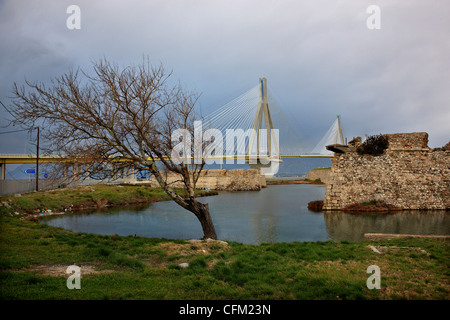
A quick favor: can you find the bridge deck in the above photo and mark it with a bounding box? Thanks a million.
[0,154,332,164]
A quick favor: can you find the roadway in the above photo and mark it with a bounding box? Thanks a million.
[0,153,333,164]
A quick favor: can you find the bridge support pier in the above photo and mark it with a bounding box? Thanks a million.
[73,164,81,185]
[129,166,137,181]
[0,162,5,180]
[85,165,91,180]
[63,167,69,181]
[246,78,281,177]
[248,158,281,178]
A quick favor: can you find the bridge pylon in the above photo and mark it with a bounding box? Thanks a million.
[335,114,345,145]
[246,78,281,176]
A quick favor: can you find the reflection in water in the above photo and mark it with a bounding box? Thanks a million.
[205,184,329,243]
[42,184,449,244]
[251,191,279,243]
[252,215,279,244]
[324,211,450,241]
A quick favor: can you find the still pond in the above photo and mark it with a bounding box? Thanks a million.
[42,184,449,244]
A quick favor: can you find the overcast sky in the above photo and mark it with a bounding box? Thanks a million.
[1,0,449,154]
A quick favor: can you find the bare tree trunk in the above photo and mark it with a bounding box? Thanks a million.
[149,162,217,240]
[193,202,217,240]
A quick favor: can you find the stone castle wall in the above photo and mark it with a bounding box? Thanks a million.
[306,168,331,184]
[150,169,266,191]
[323,132,449,210]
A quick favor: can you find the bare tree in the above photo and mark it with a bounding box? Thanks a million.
[10,57,217,239]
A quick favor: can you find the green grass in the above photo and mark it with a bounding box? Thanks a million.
[0,185,448,300]
[0,184,217,216]
[0,214,448,300]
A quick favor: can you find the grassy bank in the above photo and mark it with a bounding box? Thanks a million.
[266,179,324,185]
[0,185,448,300]
[0,184,217,218]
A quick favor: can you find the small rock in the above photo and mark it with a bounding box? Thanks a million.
[179,263,189,269]
[188,238,229,247]
[368,245,382,254]
[205,238,229,246]
[1,201,11,208]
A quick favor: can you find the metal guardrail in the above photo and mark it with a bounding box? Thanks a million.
[0,154,37,157]
[0,153,332,158]
[0,154,58,158]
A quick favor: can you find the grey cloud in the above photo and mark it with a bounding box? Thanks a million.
[0,0,449,154]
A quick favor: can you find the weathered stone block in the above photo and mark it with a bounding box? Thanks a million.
[323,133,449,210]
[150,169,265,191]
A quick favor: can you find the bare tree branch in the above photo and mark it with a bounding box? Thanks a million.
[9,57,217,239]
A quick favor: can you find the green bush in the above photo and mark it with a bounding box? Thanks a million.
[357,134,389,156]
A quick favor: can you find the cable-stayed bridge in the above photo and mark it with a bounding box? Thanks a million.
[197,77,346,175]
[0,78,347,178]
[201,77,345,160]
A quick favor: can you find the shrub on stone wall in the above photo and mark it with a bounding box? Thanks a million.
[307,200,323,212]
[356,134,389,156]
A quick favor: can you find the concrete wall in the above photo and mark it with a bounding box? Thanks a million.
[0,179,63,196]
[150,169,266,191]
[0,180,35,196]
[323,132,450,210]
[306,168,331,184]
